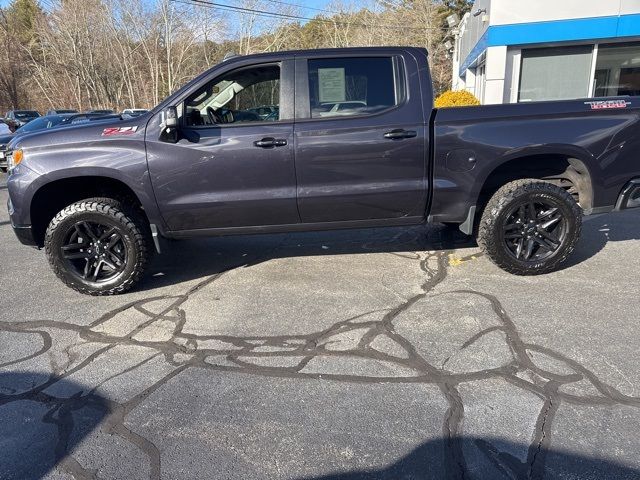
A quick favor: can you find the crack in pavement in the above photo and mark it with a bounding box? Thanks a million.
[1,229,639,479]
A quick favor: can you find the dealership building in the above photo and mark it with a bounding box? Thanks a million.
[452,0,640,104]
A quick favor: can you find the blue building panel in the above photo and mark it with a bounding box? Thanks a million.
[459,30,489,74]
[460,13,640,77]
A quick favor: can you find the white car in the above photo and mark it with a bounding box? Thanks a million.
[315,101,367,117]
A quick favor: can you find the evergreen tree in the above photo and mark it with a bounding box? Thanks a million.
[7,0,42,46]
[442,0,473,19]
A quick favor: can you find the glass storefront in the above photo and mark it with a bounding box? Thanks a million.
[594,43,640,97]
[518,42,640,102]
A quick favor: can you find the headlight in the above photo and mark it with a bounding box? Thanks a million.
[7,148,23,171]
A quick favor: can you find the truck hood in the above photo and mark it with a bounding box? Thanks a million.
[7,115,148,151]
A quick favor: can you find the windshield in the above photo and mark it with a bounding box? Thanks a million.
[15,111,40,120]
[18,115,68,133]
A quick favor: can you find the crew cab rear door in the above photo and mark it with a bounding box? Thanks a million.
[293,51,428,223]
[146,59,298,232]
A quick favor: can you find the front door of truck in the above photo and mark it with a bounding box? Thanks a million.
[293,53,428,223]
[146,60,299,232]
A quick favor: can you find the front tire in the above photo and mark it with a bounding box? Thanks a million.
[477,179,582,275]
[45,198,150,295]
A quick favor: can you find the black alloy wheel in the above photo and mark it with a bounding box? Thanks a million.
[61,220,129,282]
[502,201,567,262]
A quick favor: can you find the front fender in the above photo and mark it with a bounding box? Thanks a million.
[7,143,164,231]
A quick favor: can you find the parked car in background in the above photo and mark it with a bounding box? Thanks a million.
[0,119,11,135]
[122,108,149,117]
[85,109,114,115]
[65,113,121,125]
[46,109,78,115]
[5,110,41,127]
[247,105,279,120]
[315,101,367,117]
[0,120,17,172]
[2,118,19,133]
[0,120,12,170]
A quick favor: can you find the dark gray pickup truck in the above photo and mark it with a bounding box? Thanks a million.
[5,47,640,295]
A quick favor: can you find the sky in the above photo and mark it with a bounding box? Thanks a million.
[0,0,339,11]
[0,0,365,36]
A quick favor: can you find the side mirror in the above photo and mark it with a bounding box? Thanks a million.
[160,106,179,143]
[161,106,178,129]
[165,106,178,128]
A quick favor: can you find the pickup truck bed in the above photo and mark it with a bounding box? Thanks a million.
[432,99,640,227]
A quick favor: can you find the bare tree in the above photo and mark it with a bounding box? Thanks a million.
[0,0,461,113]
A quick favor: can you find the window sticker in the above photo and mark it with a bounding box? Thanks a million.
[318,68,346,103]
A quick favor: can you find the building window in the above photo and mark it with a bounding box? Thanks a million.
[518,46,593,102]
[593,42,640,97]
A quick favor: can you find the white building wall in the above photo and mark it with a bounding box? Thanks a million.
[464,68,477,97]
[452,0,640,103]
[621,0,640,14]
[491,0,640,25]
[503,48,522,103]
[483,45,507,104]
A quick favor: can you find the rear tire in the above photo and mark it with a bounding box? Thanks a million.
[44,198,151,295]
[477,179,582,275]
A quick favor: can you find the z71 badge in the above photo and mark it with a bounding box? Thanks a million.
[102,126,138,136]
[584,100,632,110]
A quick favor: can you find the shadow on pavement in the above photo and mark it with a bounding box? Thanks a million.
[299,436,640,480]
[565,208,640,267]
[139,222,475,290]
[2,368,637,480]
[140,208,640,291]
[0,371,110,480]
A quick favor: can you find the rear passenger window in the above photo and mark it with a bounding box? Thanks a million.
[307,57,400,119]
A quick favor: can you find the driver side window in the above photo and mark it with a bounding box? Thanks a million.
[184,64,280,127]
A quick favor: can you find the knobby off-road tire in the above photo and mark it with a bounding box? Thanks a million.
[44,198,151,295]
[477,179,582,275]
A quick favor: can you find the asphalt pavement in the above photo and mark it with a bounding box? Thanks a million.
[1,173,640,480]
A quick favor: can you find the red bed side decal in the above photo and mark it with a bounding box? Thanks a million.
[584,100,631,110]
